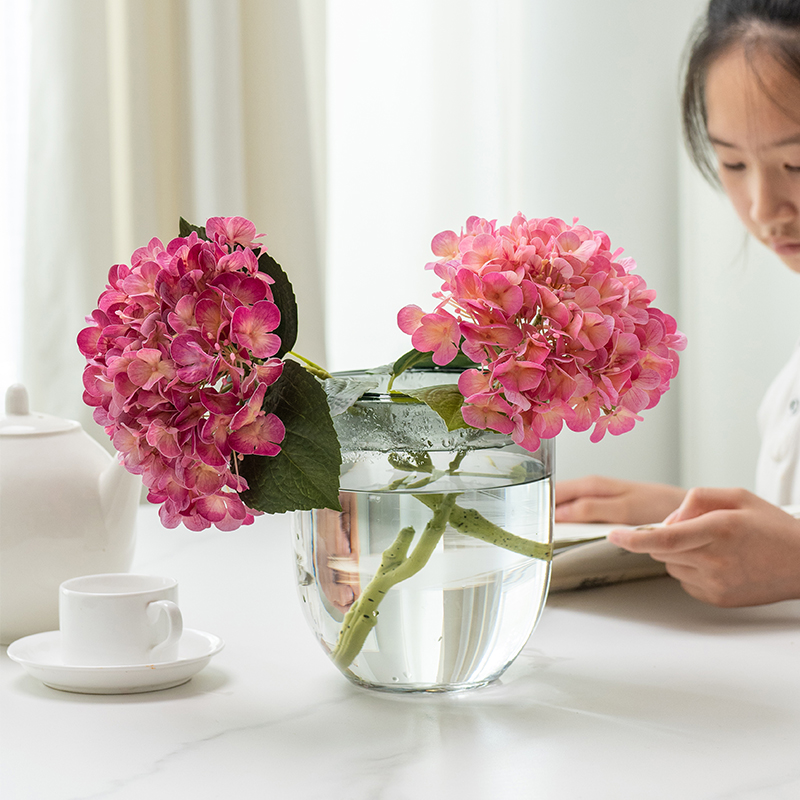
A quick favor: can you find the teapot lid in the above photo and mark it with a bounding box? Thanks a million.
[1,384,81,436]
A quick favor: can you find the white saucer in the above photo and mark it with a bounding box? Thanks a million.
[7,628,224,694]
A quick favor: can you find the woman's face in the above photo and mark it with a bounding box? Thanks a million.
[706,44,800,273]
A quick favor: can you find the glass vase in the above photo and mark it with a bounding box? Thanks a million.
[292,369,553,692]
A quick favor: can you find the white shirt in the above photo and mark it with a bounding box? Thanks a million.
[756,341,800,505]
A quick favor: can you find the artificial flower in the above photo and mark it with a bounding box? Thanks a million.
[399,213,686,451]
[78,217,286,531]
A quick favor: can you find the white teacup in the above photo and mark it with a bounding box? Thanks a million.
[59,574,183,666]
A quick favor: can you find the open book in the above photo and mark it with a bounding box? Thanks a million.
[550,523,666,592]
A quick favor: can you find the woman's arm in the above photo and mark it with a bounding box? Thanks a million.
[608,488,800,607]
[555,475,687,525]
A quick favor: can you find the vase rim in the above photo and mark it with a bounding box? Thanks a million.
[332,367,465,402]
[328,368,550,456]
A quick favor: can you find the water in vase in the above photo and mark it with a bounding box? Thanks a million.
[293,447,552,692]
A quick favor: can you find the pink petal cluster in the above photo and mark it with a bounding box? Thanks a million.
[78,216,285,530]
[398,214,687,451]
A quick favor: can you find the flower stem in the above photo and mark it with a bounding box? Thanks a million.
[413,493,553,561]
[288,351,333,380]
[328,450,550,670]
[330,493,458,670]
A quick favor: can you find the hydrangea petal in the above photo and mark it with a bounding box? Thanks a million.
[206,216,261,247]
[231,300,281,358]
[228,413,286,456]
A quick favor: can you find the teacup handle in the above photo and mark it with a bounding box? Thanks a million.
[146,599,183,656]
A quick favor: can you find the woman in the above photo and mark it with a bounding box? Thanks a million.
[555,0,800,608]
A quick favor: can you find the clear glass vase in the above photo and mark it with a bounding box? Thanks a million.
[292,369,553,692]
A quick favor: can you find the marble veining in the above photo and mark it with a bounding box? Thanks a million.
[2,505,800,800]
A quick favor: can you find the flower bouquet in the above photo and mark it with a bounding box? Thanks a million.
[79,213,685,690]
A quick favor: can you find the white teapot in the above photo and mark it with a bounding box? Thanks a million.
[0,384,141,644]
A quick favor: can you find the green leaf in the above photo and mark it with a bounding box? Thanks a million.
[391,349,433,380]
[239,360,342,513]
[391,349,480,382]
[403,384,472,431]
[257,251,298,357]
[388,451,434,473]
[179,217,208,240]
[447,352,482,370]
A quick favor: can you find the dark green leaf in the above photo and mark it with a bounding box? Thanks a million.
[403,384,472,431]
[391,349,433,380]
[239,360,342,513]
[391,349,480,382]
[257,251,298,357]
[446,352,482,370]
[179,217,208,240]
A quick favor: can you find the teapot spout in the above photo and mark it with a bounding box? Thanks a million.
[99,459,141,554]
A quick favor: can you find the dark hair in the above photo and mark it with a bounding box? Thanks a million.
[682,0,800,184]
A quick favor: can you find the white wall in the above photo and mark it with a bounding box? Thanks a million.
[326,0,706,486]
[8,0,797,496]
[679,160,800,491]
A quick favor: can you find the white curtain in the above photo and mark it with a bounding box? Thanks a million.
[10,0,326,439]
[0,0,29,388]
[5,0,796,493]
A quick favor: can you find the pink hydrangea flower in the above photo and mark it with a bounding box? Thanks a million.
[398,213,687,450]
[78,217,285,530]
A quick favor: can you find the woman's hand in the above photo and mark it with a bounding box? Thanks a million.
[608,488,800,607]
[554,475,687,525]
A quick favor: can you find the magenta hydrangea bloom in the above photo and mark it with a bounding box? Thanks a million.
[398,214,687,451]
[78,217,285,530]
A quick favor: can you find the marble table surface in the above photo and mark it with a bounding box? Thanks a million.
[2,505,800,800]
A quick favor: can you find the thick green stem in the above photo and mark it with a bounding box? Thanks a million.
[289,351,333,380]
[414,494,553,561]
[330,493,457,670]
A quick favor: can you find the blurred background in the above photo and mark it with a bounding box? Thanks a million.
[3,0,799,492]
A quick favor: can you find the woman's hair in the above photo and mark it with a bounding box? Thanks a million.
[682,0,800,184]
